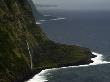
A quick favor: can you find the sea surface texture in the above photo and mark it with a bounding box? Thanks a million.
[27,10,110,82]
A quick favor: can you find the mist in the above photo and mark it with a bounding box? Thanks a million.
[33,0,110,10]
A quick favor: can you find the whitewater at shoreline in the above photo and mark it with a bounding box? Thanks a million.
[26,52,110,82]
[36,22,42,24]
[36,17,65,25]
[39,17,66,22]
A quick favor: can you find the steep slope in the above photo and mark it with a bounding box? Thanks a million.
[28,0,57,21]
[0,0,95,82]
[0,0,47,81]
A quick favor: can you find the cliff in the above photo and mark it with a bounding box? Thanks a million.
[0,0,95,82]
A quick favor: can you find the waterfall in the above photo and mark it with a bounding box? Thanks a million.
[26,40,33,70]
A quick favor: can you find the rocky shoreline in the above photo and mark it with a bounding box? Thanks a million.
[21,53,96,82]
[0,0,97,82]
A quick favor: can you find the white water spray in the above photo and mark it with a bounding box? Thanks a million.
[26,70,48,82]
[26,52,110,82]
[40,17,66,22]
[90,52,110,65]
[36,22,41,24]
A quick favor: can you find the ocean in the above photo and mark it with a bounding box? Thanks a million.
[27,10,110,82]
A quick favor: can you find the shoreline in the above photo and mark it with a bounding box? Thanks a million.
[16,69,42,82]
[24,52,96,82]
[26,52,110,82]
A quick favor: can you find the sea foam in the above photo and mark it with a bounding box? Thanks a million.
[26,52,110,82]
[26,70,48,82]
[90,52,110,65]
[36,22,41,24]
[40,17,66,22]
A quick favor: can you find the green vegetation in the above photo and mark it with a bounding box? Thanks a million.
[33,40,93,68]
[0,0,94,82]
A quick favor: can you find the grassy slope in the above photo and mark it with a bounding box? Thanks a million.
[0,0,94,82]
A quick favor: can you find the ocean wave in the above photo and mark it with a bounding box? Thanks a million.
[40,17,66,22]
[60,52,110,68]
[39,20,48,22]
[44,15,52,16]
[36,22,42,24]
[26,70,48,82]
[90,52,110,65]
[50,17,65,21]
[26,52,110,82]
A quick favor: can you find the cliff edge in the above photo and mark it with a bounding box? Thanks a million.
[0,0,95,82]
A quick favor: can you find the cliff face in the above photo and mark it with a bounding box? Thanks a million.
[0,0,94,82]
[0,0,47,81]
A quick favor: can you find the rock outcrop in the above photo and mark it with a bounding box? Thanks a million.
[0,0,95,82]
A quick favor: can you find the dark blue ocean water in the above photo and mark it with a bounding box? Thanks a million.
[40,10,110,82]
[40,10,110,61]
[27,10,110,82]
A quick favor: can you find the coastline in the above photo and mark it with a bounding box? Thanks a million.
[1,0,110,82]
[0,1,97,82]
[26,52,110,82]
[16,69,42,82]
[24,52,96,82]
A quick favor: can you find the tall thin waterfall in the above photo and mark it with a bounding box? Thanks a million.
[26,40,33,69]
